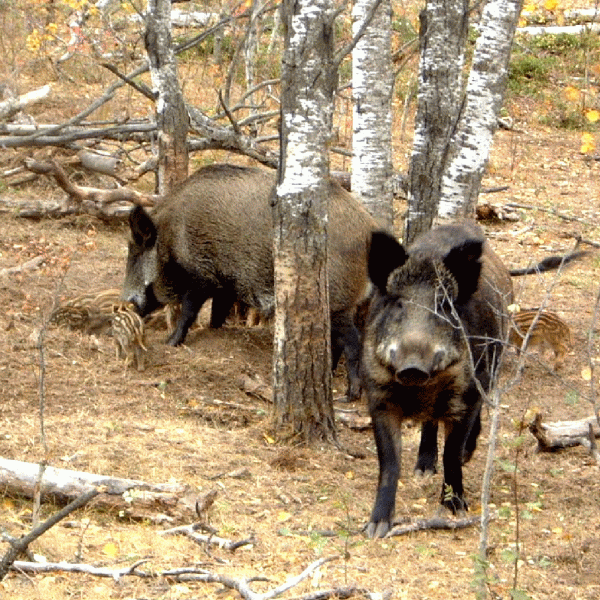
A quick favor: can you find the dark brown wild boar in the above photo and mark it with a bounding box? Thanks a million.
[361,221,513,538]
[122,163,377,400]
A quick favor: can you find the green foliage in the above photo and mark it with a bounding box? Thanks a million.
[392,16,417,45]
[529,32,599,54]
[508,54,553,95]
[564,390,579,406]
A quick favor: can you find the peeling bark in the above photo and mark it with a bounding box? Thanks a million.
[351,0,394,230]
[273,0,336,443]
[438,0,524,219]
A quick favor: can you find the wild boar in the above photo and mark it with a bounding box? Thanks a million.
[122,163,377,400]
[361,221,513,538]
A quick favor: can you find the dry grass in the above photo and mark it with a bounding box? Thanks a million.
[1,2,600,599]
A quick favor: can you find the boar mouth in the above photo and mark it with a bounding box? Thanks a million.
[394,366,431,386]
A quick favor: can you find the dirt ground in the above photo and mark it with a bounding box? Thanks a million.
[0,122,599,600]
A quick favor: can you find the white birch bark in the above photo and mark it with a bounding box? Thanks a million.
[351,0,394,230]
[437,0,524,220]
[405,0,468,244]
[273,0,337,442]
[145,0,189,194]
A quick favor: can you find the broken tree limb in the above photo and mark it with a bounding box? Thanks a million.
[10,555,379,600]
[159,522,256,552]
[0,488,99,581]
[528,413,600,459]
[0,457,195,522]
[0,85,51,121]
[23,158,156,208]
[386,515,482,537]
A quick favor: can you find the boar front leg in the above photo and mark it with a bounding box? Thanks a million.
[367,409,403,538]
[440,419,471,513]
[415,421,438,475]
[167,290,209,346]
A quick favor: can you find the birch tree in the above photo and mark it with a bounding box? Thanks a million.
[404,0,468,244]
[405,0,524,241]
[438,0,524,219]
[145,0,189,194]
[351,0,394,230]
[272,0,337,443]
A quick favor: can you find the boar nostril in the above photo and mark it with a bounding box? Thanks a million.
[396,367,430,385]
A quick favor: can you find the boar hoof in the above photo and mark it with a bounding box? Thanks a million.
[166,332,185,346]
[366,519,391,539]
[414,466,436,478]
[442,494,468,515]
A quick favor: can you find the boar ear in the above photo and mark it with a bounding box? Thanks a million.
[443,239,483,304]
[129,205,157,249]
[368,231,408,293]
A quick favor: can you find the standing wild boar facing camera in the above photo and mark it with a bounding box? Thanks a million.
[122,163,377,400]
[361,222,513,538]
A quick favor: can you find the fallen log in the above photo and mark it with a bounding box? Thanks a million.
[0,457,196,522]
[0,85,51,121]
[528,413,600,465]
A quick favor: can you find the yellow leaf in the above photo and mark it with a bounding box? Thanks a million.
[277,511,292,522]
[586,109,600,123]
[102,542,119,558]
[507,303,520,313]
[580,132,596,155]
[523,2,537,12]
[263,433,275,444]
[544,0,558,11]
[581,366,592,381]
[564,86,581,102]
[344,470,355,480]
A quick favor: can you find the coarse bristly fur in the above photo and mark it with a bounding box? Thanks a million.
[361,221,514,538]
[122,163,377,401]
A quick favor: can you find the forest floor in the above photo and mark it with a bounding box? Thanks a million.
[1,125,599,600]
[1,8,600,600]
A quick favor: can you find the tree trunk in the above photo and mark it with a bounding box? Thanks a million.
[351,0,394,230]
[145,0,189,194]
[404,0,468,244]
[272,0,337,444]
[438,0,524,219]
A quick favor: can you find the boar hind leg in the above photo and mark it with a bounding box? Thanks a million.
[167,289,210,346]
[415,421,438,475]
[209,288,238,329]
[367,410,403,538]
[331,313,362,401]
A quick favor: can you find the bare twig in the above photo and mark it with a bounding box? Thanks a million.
[387,515,482,537]
[0,489,99,580]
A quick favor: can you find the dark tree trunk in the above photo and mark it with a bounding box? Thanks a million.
[272,0,337,444]
[145,0,189,194]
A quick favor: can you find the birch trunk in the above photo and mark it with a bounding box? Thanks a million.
[351,0,394,230]
[145,0,189,194]
[405,0,468,244]
[273,0,337,443]
[438,0,524,219]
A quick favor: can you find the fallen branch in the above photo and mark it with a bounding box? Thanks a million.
[23,158,156,209]
[0,489,98,580]
[386,515,482,537]
[0,457,195,522]
[160,522,256,552]
[0,256,44,276]
[11,555,377,599]
[0,85,51,121]
[528,413,600,461]
[504,201,595,227]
